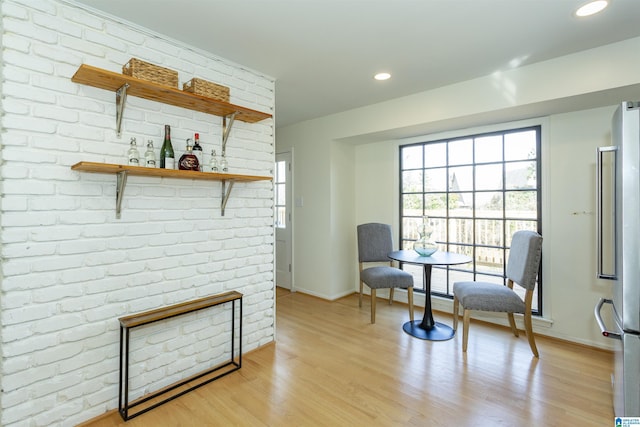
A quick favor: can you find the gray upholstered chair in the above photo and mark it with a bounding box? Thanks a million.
[357,223,414,324]
[452,230,543,357]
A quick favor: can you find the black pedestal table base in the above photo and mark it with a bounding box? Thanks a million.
[387,250,472,342]
[402,320,455,341]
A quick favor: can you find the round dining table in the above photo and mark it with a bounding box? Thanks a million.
[388,250,472,341]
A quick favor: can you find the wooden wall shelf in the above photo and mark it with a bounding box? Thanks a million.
[72,64,271,124]
[71,161,271,182]
[71,162,271,217]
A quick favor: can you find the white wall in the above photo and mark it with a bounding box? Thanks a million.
[545,107,616,345]
[329,140,356,298]
[0,0,275,425]
[276,120,337,299]
[276,36,640,349]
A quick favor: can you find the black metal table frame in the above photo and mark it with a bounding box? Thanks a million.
[118,292,242,421]
[388,251,472,341]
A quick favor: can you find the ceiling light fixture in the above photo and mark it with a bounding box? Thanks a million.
[575,0,608,17]
[374,72,391,81]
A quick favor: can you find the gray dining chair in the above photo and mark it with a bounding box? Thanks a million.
[452,230,543,357]
[357,223,414,324]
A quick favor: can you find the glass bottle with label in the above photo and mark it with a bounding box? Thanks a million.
[144,140,156,168]
[160,125,175,169]
[179,139,199,171]
[192,133,203,171]
[127,137,140,166]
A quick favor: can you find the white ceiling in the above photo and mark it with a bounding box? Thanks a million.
[72,0,640,129]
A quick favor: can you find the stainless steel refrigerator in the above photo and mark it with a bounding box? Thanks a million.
[595,101,640,417]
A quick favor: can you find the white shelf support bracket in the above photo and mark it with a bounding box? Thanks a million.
[116,170,128,219]
[222,112,237,155]
[221,179,236,216]
[115,83,129,138]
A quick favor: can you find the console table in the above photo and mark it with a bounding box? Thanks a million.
[118,291,242,420]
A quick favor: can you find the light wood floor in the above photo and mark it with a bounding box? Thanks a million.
[82,288,614,426]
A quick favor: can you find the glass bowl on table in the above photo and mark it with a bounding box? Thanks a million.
[414,216,438,256]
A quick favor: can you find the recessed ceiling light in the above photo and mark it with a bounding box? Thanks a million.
[374,72,391,81]
[575,0,608,17]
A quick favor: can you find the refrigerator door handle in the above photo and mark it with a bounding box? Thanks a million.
[594,298,622,339]
[596,146,617,280]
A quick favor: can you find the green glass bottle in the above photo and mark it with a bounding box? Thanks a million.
[160,125,175,169]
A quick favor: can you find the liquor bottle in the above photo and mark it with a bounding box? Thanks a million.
[220,152,228,173]
[192,133,203,171]
[179,139,199,171]
[144,140,156,168]
[160,125,175,169]
[127,137,140,166]
[209,149,219,172]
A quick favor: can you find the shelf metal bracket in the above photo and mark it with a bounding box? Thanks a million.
[221,179,235,216]
[116,171,128,219]
[115,83,129,138]
[222,112,237,155]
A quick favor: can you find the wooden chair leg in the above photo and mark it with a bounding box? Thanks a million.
[407,287,414,322]
[389,288,394,305]
[524,311,539,358]
[358,263,364,308]
[524,290,539,357]
[452,296,459,331]
[508,313,519,337]
[462,309,471,352]
[370,288,376,324]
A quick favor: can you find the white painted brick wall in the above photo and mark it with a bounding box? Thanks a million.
[0,0,276,425]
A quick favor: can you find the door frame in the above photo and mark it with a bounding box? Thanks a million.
[275,150,294,291]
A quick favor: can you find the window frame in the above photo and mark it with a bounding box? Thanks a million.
[398,125,543,315]
[274,159,287,229]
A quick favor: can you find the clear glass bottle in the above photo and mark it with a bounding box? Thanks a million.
[209,149,219,172]
[220,151,228,173]
[144,140,156,168]
[160,125,175,169]
[127,137,140,166]
[192,133,203,171]
[179,139,199,171]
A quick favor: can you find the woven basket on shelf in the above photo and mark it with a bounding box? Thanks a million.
[122,58,179,88]
[183,78,230,103]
